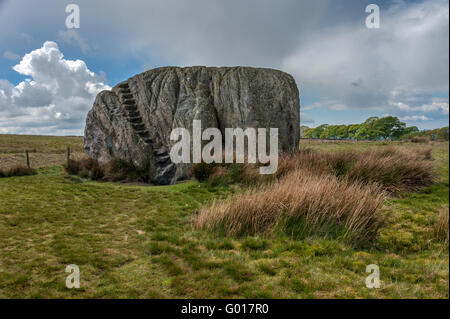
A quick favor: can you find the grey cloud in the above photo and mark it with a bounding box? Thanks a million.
[283,0,448,112]
[57,30,91,54]
[0,0,448,134]
[3,50,20,60]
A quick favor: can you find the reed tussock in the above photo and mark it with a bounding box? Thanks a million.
[411,136,430,143]
[63,157,151,182]
[345,148,435,193]
[195,146,436,245]
[434,206,449,246]
[0,165,37,178]
[195,170,386,246]
[199,146,436,193]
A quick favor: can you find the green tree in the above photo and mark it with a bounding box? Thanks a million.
[355,117,383,140]
[312,124,328,139]
[301,117,447,141]
[373,116,406,140]
[336,125,349,139]
[302,128,314,138]
[300,125,311,138]
[347,124,361,139]
[436,127,449,141]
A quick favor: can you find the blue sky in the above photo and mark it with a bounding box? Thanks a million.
[0,0,448,135]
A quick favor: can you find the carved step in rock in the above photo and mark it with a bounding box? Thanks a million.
[129,116,142,123]
[156,155,170,164]
[121,94,133,100]
[123,99,135,105]
[137,130,149,137]
[154,149,167,156]
[133,123,145,130]
[125,107,137,114]
[127,111,140,117]
[154,163,176,185]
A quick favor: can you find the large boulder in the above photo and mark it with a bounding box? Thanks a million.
[84,66,300,185]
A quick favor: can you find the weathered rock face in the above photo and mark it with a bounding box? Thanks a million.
[84,66,300,185]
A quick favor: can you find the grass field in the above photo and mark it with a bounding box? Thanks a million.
[0,135,448,298]
[0,135,84,170]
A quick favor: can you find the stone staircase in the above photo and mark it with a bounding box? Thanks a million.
[118,82,176,184]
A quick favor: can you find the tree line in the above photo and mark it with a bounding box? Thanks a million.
[301,116,449,141]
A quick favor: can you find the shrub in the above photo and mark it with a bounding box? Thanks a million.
[207,166,231,187]
[433,206,449,246]
[64,157,149,182]
[191,162,218,182]
[63,159,83,175]
[0,165,37,178]
[411,136,429,143]
[103,158,150,182]
[90,163,105,180]
[195,170,386,246]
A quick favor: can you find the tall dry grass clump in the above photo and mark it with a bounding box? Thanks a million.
[198,146,436,194]
[433,206,449,246]
[0,165,37,178]
[411,136,430,143]
[63,157,151,182]
[195,170,386,246]
[194,146,437,245]
[345,147,435,193]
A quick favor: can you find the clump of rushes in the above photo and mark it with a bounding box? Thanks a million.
[433,206,449,246]
[191,162,217,182]
[195,170,386,247]
[411,136,430,143]
[0,165,37,178]
[64,157,151,183]
[197,146,436,194]
[64,157,104,180]
[103,158,150,182]
[345,147,435,193]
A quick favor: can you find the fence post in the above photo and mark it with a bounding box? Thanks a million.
[25,150,30,168]
[66,146,71,166]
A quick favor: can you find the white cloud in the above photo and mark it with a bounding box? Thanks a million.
[399,115,431,121]
[300,113,315,124]
[0,41,110,135]
[418,101,449,114]
[57,30,91,54]
[392,100,449,115]
[3,50,20,60]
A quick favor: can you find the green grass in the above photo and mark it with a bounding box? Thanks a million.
[0,136,448,298]
[0,134,83,154]
[0,134,84,170]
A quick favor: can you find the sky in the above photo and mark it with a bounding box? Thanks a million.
[0,0,448,136]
